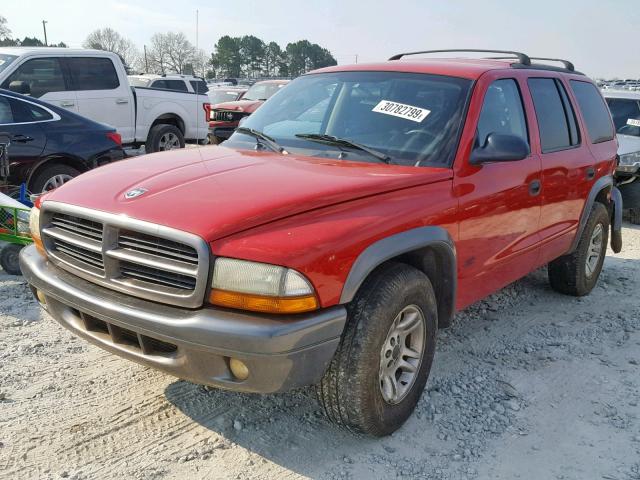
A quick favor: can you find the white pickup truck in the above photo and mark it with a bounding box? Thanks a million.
[0,47,210,152]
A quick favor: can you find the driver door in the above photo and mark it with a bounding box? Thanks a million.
[454,77,542,309]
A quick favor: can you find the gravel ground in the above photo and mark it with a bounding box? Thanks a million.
[1,224,639,480]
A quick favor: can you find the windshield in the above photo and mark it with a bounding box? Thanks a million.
[242,82,285,101]
[226,71,472,166]
[209,89,244,104]
[0,54,17,75]
[606,97,640,137]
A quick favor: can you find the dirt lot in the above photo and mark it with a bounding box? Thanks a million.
[1,224,639,480]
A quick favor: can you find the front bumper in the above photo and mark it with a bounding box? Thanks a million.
[208,121,239,140]
[20,245,346,393]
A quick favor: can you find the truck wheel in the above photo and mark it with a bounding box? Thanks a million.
[0,244,24,275]
[30,164,80,193]
[548,202,609,296]
[316,263,437,436]
[145,124,185,153]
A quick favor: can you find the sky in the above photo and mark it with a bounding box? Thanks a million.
[3,0,639,78]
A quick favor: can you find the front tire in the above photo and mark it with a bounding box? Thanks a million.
[316,263,438,436]
[548,202,609,296]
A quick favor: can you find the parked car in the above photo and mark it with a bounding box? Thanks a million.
[128,74,209,94]
[0,88,123,193]
[208,79,289,143]
[603,90,640,223]
[0,48,210,153]
[207,86,248,106]
[20,50,622,437]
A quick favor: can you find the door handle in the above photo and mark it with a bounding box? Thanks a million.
[11,134,34,143]
[116,98,129,104]
[60,101,75,107]
[586,167,596,180]
[529,179,541,196]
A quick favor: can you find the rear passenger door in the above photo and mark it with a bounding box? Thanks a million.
[66,57,135,143]
[528,77,593,262]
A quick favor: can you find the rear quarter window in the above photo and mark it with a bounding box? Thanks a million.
[570,80,614,144]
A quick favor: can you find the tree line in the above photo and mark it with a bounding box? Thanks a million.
[210,35,336,78]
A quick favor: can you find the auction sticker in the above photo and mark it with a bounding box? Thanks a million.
[627,118,640,127]
[372,100,430,123]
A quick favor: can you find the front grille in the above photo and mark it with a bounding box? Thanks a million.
[80,311,177,357]
[212,110,246,122]
[41,203,208,308]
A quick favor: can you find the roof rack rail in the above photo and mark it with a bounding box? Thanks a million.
[529,57,575,72]
[388,49,531,65]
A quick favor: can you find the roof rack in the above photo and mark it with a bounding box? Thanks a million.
[388,49,579,74]
[388,49,531,65]
[529,57,575,72]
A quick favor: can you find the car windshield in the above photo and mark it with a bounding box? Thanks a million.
[210,90,244,104]
[606,97,640,137]
[0,54,17,75]
[226,71,472,166]
[242,82,285,101]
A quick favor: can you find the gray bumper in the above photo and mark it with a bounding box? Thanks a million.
[20,245,346,393]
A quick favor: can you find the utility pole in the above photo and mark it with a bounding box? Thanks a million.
[42,20,48,46]
[143,44,148,72]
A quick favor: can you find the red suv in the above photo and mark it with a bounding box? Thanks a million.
[21,50,622,436]
[208,79,289,144]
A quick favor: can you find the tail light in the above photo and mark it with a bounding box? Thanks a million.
[106,132,122,146]
[203,103,212,121]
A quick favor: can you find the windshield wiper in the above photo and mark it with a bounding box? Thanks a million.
[295,133,391,164]
[236,127,288,154]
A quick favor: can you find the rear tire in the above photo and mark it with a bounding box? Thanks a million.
[145,124,185,153]
[548,202,609,296]
[316,263,438,436]
[29,163,80,193]
[0,244,23,275]
[626,208,640,225]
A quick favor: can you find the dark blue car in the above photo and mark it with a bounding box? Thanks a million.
[0,88,124,193]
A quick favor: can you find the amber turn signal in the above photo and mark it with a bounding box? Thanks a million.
[209,289,319,314]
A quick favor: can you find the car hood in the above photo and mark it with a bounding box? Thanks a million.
[617,134,640,156]
[213,99,263,113]
[43,146,452,242]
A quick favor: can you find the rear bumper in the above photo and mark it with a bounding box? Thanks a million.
[20,245,346,393]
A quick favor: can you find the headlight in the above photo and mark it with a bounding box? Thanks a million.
[209,258,318,314]
[29,207,46,257]
[618,151,640,167]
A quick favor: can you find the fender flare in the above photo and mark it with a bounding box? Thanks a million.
[339,226,457,328]
[569,175,613,253]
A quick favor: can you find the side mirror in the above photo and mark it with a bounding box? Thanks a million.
[8,81,31,96]
[470,133,530,165]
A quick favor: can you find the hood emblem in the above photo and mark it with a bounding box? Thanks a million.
[125,187,148,199]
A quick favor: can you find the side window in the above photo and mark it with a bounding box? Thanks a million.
[477,79,528,147]
[150,80,167,90]
[0,96,14,124]
[190,80,208,94]
[570,80,615,143]
[528,78,577,153]
[23,101,53,121]
[67,57,120,90]
[1,58,67,98]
